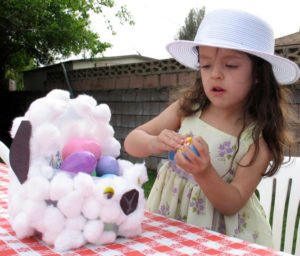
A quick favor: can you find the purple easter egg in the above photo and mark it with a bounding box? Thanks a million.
[96,156,120,177]
[60,150,97,174]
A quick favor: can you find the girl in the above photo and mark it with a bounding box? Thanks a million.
[124,9,300,247]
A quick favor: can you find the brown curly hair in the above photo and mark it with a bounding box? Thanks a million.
[171,54,296,177]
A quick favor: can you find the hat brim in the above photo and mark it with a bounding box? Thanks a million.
[167,41,300,85]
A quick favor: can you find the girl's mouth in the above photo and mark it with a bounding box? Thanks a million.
[212,86,225,92]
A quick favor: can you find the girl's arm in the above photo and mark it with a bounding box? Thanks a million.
[124,101,185,157]
[176,136,272,216]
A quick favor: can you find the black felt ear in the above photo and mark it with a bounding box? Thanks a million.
[120,189,139,215]
[9,120,32,184]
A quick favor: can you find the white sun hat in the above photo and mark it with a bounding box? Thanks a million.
[167,9,300,85]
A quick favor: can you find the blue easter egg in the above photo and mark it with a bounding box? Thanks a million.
[190,145,200,157]
[96,156,120,177]
[168,151,175,161]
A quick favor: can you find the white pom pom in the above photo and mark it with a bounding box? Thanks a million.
[31,123,61,156]
[43,205,65,235]
[57,191,83,218]
[123,162,148,186]
[50,172,73,201]
[22,199,47,223]
[82,196,101,220]
[73,172,94,197]
[11,212,35,239]
[46,89,70,101]
[93,104,111,123]
[8,191,24,218]
[66,215,86,231]
[98,230,117,244]
[24,176,50,200]
[71,94,97,118]
[83,220,104,244]
[54,229,86,252]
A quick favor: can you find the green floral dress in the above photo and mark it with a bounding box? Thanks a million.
[146,113,273,248]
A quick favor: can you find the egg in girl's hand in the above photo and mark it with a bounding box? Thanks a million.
[179,136,200,160]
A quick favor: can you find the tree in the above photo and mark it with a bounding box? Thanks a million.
[0,0,134,89]
[176,7,205,40]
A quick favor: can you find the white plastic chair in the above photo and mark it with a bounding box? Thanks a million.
[257,157,300,255]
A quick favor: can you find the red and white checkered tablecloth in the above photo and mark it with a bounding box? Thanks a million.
[0,163,290,256]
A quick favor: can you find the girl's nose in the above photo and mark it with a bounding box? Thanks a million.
[211,64,223,79]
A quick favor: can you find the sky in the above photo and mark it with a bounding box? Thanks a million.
[86,0,300,60]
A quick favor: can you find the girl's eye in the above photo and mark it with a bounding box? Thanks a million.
[225,64,239,69]
[199,64,210,69]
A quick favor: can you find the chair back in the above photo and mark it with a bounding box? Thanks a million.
[257,157,300,255]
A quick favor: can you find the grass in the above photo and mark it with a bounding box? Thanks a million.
[143,169,157,198]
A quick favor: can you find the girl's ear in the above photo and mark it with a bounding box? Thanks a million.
[9,120,32,184]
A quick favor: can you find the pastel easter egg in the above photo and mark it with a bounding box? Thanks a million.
[62,138,102,160]
[60,150,97,174]
[181,144,201,161]
[96,156,120,177]
[168,151,175,161]
[190,144,200,157]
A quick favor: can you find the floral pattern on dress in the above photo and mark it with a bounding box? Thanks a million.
[189,194,205,215]
[234,211,249,235]
[158,203,170,216]
[218,140,237,163]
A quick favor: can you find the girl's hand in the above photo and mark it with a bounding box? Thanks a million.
[150,129,185,154]
[174,136,212,176]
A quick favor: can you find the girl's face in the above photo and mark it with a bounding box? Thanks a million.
[198,46,254,111]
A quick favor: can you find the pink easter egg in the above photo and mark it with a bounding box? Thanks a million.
[62,138,102,160]
[60,150,97,174]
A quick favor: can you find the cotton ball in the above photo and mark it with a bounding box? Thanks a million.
[92,103,111,123]
[28,164,55,180]
[50,172,73,201]
[123,162,148,186]
[31,123,61,156]
[57,191,83,218]
[100,137,121,158]
[59,120,92,141]
[82,196,101,220]
[23,176,50,200]
[25,98,66,127]
[42,205,65,245]
[46,89,70,101]
[11,212,35,239]
[65,215,86,231]
[70,94,97,118]
[22,199,47,224]
[118,159,134,174]
[54,229,86,252]
[8,189,25,217]
[100,230,117,244]
[83,220,104,244]
[73,172,95,197]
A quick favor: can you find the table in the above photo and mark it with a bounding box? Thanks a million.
[0,163,290,256]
